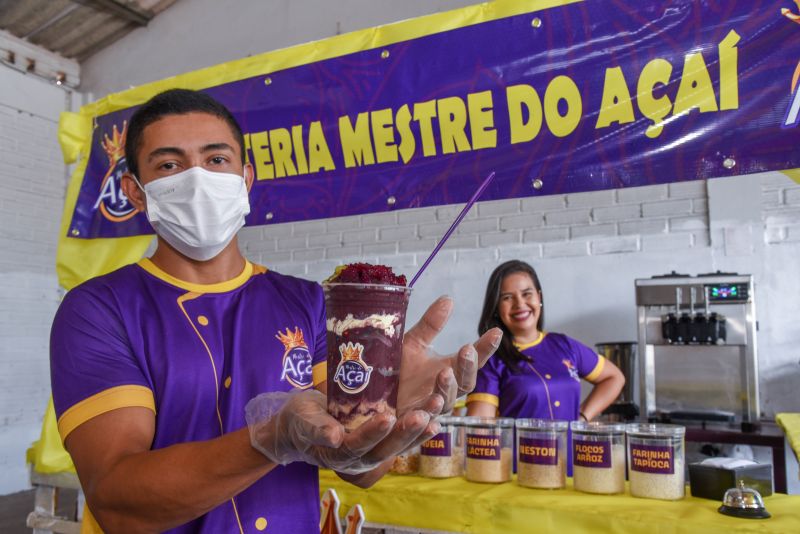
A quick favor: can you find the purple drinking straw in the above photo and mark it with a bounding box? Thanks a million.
[408,171,496,288]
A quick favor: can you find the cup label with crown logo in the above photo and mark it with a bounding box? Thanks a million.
[276,327,313,389]
[333,342,373,394]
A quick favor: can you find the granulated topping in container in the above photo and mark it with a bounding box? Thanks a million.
[466,447,512,483]
[571,421,626,494]
[516,419,568,489]
[463,417,514,483]
[419,416,464,478]
[627,423,686,500]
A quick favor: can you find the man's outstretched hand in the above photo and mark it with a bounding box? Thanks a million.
[398,296,502,418]
[246,296,502,474]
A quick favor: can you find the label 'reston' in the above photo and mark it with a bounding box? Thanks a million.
[466,433,501,460]
[630,444,675,474]
[421,433,451,457]
[573,439,611,468]
[518,437,558,465]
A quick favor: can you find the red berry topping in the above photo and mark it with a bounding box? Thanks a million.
[326,263,407,286]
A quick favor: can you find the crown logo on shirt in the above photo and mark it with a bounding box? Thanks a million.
[339,342,364,362]
[276,327,308,350]
[101,121,127,164]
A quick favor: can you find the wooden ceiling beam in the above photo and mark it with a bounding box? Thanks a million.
[71,0,153,26]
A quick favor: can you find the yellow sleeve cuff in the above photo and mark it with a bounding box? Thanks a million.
[584,355,606,383]
[466,393,500,408]
[57,385,155,444]
[312,361,327,387]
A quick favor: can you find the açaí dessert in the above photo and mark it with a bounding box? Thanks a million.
[323,263,410,431]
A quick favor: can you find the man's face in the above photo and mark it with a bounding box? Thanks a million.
[122,112,253,211]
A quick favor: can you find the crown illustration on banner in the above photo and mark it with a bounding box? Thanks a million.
[339,342,364,362]
[276,327,307,350]
[101,121,128,164]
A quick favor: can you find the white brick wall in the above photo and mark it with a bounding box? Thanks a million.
[244,182,712,274]
[762,172,800,244]
[240,172,800,419]
[0,67,67,495]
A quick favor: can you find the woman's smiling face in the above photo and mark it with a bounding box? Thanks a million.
[497,272,542,342]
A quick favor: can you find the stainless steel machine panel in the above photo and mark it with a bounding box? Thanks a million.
[636,273,759,423]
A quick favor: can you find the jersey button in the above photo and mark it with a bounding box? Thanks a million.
[554,400,561,407]
[224,376,232,389]
[545,374,552,379]
[197,315,209,326]
[255,517,267,531]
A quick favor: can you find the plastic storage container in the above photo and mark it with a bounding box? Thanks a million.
[627,423,686,500]
[570,421,626,494]
[419,416,465,478]
[463,417,514,483]
[516,419,568,489]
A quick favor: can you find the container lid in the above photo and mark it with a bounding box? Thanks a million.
[516,418,569,431]
[462,416,514,429]
[570,421,626,434]
[626,423,685,438]
[438,415,465,426]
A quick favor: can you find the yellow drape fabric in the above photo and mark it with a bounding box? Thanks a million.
[319,470,800,533]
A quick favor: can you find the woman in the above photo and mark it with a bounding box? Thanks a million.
[467,260,625,423]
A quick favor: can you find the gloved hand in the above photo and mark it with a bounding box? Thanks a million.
[397,296,502,417]
[245,389,440,474]
[246,296,502,474]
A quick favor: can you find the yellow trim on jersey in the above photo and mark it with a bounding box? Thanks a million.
[466,393,500,408]
[252,263,268,276]
[57,385,155,444]
[137,258,255,293]
[312,361,327,386]
[585,355,606,383]
[514,332,546,351]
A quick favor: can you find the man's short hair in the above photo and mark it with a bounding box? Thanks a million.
[124,88,245,178]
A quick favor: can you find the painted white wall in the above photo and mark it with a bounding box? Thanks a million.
[0,66,70,495]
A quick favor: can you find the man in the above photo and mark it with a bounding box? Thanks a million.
[50,89,501,533]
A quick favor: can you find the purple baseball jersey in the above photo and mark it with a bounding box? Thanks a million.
[50,258,327,534]
[466,332,604,420]
[467,332,605,475]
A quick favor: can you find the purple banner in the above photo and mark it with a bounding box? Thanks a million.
[630,444,675,474]
[69,1,800,238]
[466,433,501,460]
[421,433,452,457]
[574,439,611,468]
[519,437,559,465]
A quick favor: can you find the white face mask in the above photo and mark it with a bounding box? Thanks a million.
[138,167,251,261]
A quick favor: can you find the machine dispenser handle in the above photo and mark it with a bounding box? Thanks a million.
[661,286,683,344]
[688,287,700,343]
[673,287,691,344]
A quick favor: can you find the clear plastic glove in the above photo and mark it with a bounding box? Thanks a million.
[397,296,502,419]
[245,389,438,474]
[245,296,501,474]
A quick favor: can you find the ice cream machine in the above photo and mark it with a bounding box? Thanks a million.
[635,272,759,424]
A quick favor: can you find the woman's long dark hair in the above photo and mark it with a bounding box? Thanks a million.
[478,260,545,369]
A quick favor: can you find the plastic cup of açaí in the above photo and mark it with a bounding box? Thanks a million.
[324,263,410,431]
